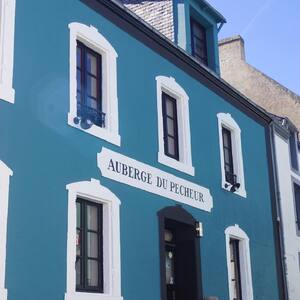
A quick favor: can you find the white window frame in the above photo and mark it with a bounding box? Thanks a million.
[0,0,16,103]
[225,224,253,300]
[68,22,120,146]
[156,76,194,176]
[0,161,13,300]
[65,179,123,300]
[217,112,246,197]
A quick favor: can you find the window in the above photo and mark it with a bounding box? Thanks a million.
[229,239,242,300]
[76,199,103,293]
[0,0,16,103]
[65,179,122,300]
[293,183,300,233]
[289,131,299,171]
[0,161,13,300]
[69,23,120,146]
[76,41,105,128]
[222,127,235,185]
[190,18,207,65]
[162,92,179,160]
[225,225,253,300]
[217,113,246,197]
[156,76,194,176]
[158,206,203,300]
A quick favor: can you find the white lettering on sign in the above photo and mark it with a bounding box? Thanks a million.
[97,147,213,212]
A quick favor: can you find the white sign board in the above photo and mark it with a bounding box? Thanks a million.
[97,147,213,212]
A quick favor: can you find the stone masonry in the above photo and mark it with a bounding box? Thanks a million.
[122,0,174,41]
[219,35,300,131]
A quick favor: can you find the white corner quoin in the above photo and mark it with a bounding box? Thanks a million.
[156,75,194,176]
[0,161,13,300]
[0,0,16,103]
[68,22,120,146]
[65,179,123,300]
[225,224,253,300]
[217,112,246,198]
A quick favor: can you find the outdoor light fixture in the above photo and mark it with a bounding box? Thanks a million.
[195,221,203,237]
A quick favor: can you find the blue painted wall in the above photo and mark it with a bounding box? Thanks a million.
[1,0,279,299]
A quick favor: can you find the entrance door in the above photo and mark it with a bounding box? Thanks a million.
[159,206,202,300]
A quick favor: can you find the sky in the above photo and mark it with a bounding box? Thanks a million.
[209,0,300,95]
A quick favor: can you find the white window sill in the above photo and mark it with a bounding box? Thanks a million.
[68,113,121,146]
[65,292,123,300]
[222,180,247,198]
[158,152,195,176]
[0,83,15,104]
[0,288,7,300]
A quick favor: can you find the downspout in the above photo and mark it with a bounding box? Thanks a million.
[268,123,289,300]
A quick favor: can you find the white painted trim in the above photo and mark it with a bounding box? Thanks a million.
[0,0,16,103]
[225,225,253,300]
[0,161,13,300]
[217,113,246,197]
[65,179,123,300]
[156,76,194,176]
[68,22,120,146]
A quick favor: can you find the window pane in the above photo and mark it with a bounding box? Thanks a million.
[167,117,175,136]
[77,69,82,92]
[87,205,98,231]
[86,97,98,110]
[165,250,175,285]
[86,75,97,98]
[77,46,82,68]
[167,137,176,156]
[76,202,81,228]
[166,99,174,118]
[87,232,98,258]
[76,258,82,286]
[87,259,98,287]
[76,230,81,256]
[224,149,231,164]
[86,52,97,76]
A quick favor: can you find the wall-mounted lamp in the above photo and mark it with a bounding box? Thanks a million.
[195,221,203,237]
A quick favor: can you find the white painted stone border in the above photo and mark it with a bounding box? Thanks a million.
[0,161,13,300]
[225,224,253,300]
[156,75,194,176]
[0,0,16,103]
[65,179,123,300]
[68,22,120,146]
[217,112,246,197]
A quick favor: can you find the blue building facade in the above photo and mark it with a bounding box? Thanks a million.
[0,0,283,299]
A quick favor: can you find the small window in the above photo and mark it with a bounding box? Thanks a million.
[289,132,299,171]
[229,239,242,300]
[76,198,103,293]
[156,76,194,176]
[162,92,179,161]
[76,42,105,128]
[225,225,253,300]
[217,113,246,198]
[293,183,300,232]
[190,18,208,66]
[68,23,120,146]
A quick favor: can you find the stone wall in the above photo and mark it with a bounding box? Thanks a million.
[219,35,300,131]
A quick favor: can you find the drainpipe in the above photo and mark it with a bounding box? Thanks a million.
[268,123,289,300]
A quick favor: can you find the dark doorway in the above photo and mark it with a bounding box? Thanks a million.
[158,206,203,300]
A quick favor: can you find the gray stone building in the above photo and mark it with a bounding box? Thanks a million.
[219,35,300,131]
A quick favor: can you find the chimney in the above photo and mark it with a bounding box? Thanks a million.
[218,35,246,62]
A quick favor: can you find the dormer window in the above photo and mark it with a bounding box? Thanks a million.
[190,18,208,66]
